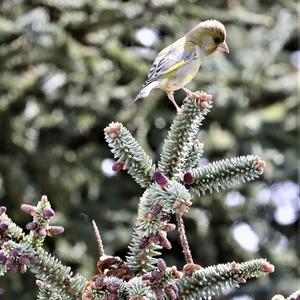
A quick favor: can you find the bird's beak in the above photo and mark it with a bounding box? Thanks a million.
[217,42,230,54]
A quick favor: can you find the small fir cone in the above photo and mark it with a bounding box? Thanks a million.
[112,161,125,172]
[260,260,275,273]
[183,171,194,185]
[255,156,266,174]
[182,263,202,276]
[20,204,37,216]
[0,206,7,216]
[153,171,169,188]
[129,297,149,300]
[103,294,120,300]
[104,122,123,139]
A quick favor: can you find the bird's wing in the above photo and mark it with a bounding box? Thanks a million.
[142,38,198,87]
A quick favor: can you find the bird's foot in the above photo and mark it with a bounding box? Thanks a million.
[183,88,213,109]
[175,105,182,114]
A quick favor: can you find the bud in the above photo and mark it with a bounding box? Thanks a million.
[47,226,64,236]
[150,270,161,281]
[104,122,123,139]
[112,161,125,172]
[40,195,48,205]
[160,223,176,232]
[0,288,4,295]
[139,237,149,249]
[170,265,182,279]
[260,261,275,273]
[43,208,55,218]
[182,263,202,276]
[174,200,192,215]
[0,222,8,232]
[183,171,194,185]
[36,280,49,289]
[0,206,6,216]
[10,248,19,258]
[5,258,13,270]
[37,227,47,238]
[153,171,169,187]
[255,156,266,174]
[20,204,36,216]
[0,252,6,263]
[20,256,31,266]
[106,281,120,292]
[26,221,39,231]
[63,275,71,286]
[104,293,120,300]
[157,259,167,274]
[94,275,105,289]
[160,213,171,222]
[144,212,155,220]
[158,233,172,249]
[19,263,27,273]
[152,203,162,216]
[165,284,178,300]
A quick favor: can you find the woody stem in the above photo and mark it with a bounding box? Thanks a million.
[92,220,105,257]
[176,213,193,264]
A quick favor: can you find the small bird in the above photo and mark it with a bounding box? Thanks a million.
[133,20,229,112]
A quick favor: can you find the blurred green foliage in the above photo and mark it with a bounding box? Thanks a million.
[0,0,298,299]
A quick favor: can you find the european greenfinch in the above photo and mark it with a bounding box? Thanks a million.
[133,20,229,112]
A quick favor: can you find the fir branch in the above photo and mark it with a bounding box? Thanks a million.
[28,244,86,299]
[177,259,274,300]
[36,280,63,300]
[184,155,265,195]
[126,180,191,273]
[104,122,156,188]
[126,277,154,299]
[184,140,204,171]
[158,96,212,179]
[0,211,24,242]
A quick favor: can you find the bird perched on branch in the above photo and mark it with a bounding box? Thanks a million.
[133,19,229,112]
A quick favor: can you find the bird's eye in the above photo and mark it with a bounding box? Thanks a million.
[214,37,220,44]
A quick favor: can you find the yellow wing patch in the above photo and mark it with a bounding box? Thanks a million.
[162,60,186,75]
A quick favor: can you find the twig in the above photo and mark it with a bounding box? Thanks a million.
[176,213,193,264]
[92,220,105,257]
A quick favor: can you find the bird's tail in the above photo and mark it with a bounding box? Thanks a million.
[131,81,160,103]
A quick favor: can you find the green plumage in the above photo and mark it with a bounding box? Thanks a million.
[133,19,229,111]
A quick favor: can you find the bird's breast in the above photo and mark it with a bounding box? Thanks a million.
[159,59,202,91]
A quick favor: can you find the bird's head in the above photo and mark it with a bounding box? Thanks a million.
[187,20,229,56]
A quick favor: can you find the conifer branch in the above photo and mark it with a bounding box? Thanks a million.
[0,209,24,242]
[177,259,274,300]
[126,179,191,273]
[30,245,86,299]
[184,140,204,171]
[158,97,212,179]
[183,155,265,195]
[104,122,156,188]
